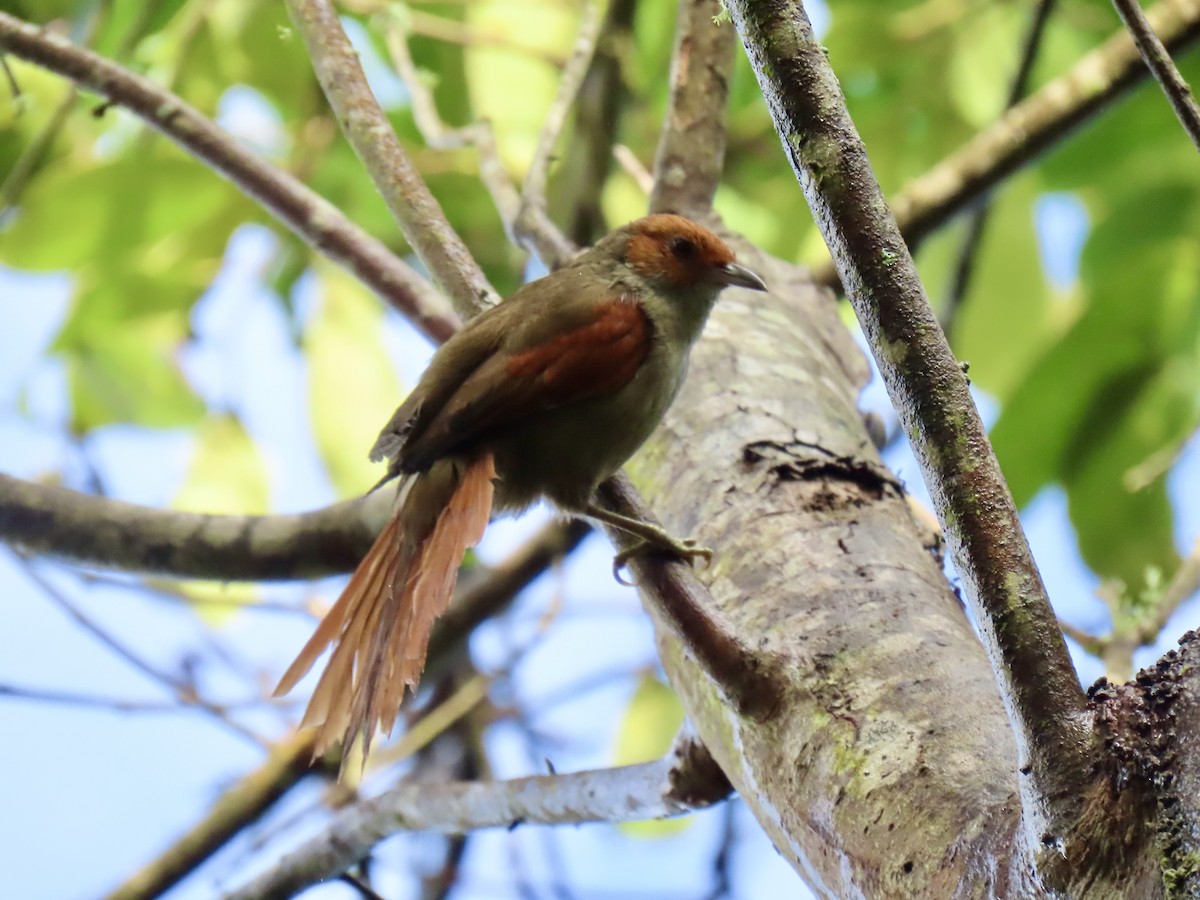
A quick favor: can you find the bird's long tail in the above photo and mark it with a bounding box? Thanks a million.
[274,452,496,762]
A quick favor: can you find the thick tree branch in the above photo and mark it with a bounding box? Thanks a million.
[0,473,388,580]
[727,0,1095,870]
[284,0,499,317]
[649,0,737,216]
[811,0,1200,288]
[224,735,731,900]
[0,11,459,344]
[1112,0,1200,151]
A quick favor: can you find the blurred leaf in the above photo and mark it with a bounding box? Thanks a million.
[992,178,1200,586]
[0,156,240,272]
[306,264,404,497]
[613,674,690,838]
[175,413,269,514]
[169,414,268,617]
[93,0,189,57]
[65,317,205,431]
[946,4,1021,128]
[952,176,1077,400]
[463,1,571,172]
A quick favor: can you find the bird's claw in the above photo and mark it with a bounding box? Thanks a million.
[611,537,714,585]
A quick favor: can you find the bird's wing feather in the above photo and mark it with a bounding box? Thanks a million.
[397,295,652,471]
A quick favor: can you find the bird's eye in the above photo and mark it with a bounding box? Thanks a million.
[669,237,697,260]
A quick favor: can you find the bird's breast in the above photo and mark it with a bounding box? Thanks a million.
[487,337,687,513]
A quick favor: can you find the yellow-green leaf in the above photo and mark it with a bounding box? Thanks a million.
[613,674,690,838]
[306,264,404,497]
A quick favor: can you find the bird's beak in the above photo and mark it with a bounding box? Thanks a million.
[711,261,768,292]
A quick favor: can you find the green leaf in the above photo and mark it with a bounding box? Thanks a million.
[0,156,239,272]
[992,177,1200,586]
[65,316,205,432]
[951,176,1078,400]
[306,264,404,497]
[613,674,690,838]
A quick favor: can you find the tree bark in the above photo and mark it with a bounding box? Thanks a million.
[627,248,1039,896]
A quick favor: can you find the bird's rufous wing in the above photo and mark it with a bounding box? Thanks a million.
[396,295,652,471]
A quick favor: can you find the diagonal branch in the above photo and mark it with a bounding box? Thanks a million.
[726,0,1095,871]
[512,1,600,268]
[810,0,1200,288]
[0,11,459,344]
[224,735,731,900]
[284,0,499,318]
[1112,0,1200,151]
[105,731,320,900]
[941,0,1058,334]
[381,18,523,233]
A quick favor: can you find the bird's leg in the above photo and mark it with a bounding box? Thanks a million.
[582,503,713,582]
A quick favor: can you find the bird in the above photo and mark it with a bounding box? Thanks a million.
[274,213,767,762]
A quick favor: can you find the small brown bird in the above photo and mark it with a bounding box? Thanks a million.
[275,214,766,759]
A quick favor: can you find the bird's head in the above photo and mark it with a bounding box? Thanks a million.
[620,214,767,297]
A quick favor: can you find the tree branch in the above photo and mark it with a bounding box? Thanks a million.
[727,0,1095,869]
[811,0,1200,287]
[512,1,600,268]
[0,11,459,344]
[649,0,737,216]
[380,18,523,234]
[224,735,731,900]
[105,731,319,900]
[595,479,782,720]
[1112,0,1200,152]
[941,0,1058,334]
[0,473,389,580]
[284,0,499,318]
[103,519,588,900]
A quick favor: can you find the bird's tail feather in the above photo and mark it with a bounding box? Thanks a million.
[274,452,496,764]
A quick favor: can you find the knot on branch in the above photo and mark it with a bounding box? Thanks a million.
[740,440,900,505]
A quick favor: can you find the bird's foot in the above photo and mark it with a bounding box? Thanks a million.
[611,533,714,585]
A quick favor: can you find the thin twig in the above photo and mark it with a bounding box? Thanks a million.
[941,0,1058,334]
[339,872,388,900]
[224,736,731,899]
[513,1,601,268]
[15,554,266,747]
[105,520,589,900]
[614,144,654,195]
[810,0,1200,288]
[1112,0,1200,151]
[284,0,499,318]
[104,731,321,900]
[0,683,285,714]
[0,10,459,342]
[1059,619,1105,656]
[380,16,523,231]
[1138,537,1200,645]
[727,0,1095,867]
